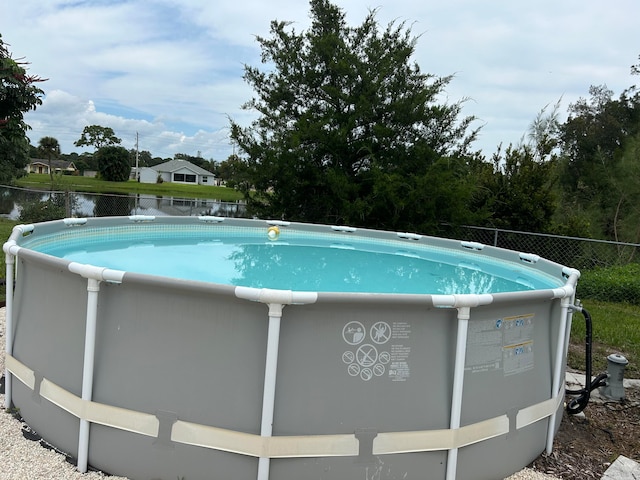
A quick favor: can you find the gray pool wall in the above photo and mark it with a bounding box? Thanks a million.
[3,216,578,480]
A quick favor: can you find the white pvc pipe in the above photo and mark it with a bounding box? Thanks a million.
[77,278,101,473]
[3,246,15,409]
[545,292,572,454]
[257,303,284,480]
[68,262,125,283]
[445,306,471,480]
[233,287,317,480]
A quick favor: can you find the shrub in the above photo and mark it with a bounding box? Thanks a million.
[577,263,640,305]
[18,197,66,223]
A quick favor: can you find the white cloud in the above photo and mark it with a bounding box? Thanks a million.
[3,0,639,160]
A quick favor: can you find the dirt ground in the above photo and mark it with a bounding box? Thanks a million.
[529,384,640,479]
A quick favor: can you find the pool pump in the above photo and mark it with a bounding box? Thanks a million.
[600,353,629,401]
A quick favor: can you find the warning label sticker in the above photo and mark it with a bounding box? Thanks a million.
[341,321,411,382]
[465,313,535,376]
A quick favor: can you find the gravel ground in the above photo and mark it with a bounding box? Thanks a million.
[0,308,559,480]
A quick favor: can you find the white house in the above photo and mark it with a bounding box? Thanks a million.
[138,159,215,185]
[27,159,77,175]
[137,167,159,183]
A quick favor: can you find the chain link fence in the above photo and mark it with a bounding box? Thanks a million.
[439,224,640,271]
[438,224,640,305]
[3,186,638,304]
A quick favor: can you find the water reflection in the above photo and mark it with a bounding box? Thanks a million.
[0,186,246,219]
[227,243,530,294]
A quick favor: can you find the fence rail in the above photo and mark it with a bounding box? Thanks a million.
[437,224,640,305]
[440,224,640,271]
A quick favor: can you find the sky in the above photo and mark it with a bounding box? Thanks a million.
[1,0,638,162]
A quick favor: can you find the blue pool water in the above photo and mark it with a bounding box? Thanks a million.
[25,226,562,294]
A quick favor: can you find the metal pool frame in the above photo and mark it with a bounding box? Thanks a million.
[3,216,579,480]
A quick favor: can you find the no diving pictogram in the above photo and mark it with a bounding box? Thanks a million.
[356,344,378,367]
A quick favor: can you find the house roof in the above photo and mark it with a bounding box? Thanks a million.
[152,159,214,176]
[30,159,77,170]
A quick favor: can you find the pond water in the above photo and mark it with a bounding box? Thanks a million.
[0,186,246,219]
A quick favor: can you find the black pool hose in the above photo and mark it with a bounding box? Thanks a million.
[565,305,608,415]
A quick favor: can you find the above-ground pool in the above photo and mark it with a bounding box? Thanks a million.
[3,216,579,480]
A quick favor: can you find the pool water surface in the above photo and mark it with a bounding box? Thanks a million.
[25,225,563,294]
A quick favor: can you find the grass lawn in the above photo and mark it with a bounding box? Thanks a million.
[15,173,244,202]
[569,299,640,378]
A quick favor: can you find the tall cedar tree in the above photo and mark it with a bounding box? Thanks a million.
[230,0,480,232]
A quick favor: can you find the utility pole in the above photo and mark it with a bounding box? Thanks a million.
[135,132,139,180]
[135,132,140,213]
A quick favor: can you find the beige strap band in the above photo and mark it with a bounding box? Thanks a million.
[5,354,35,389]
[374,414,510,454]
[5,354,563,459]
[40,379,159,437]
[516,394,564,430]
[172,420,358,458]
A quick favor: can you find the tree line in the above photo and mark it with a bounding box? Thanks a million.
[2,2,639,244]
[30,124,219,182]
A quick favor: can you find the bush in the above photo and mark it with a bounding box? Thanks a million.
[577,263,640,304]
[18,197,67,223]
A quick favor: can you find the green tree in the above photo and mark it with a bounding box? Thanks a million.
[0,34,46,183]
[631,54,640,76]
[558,84,640,238]
[75,125,121,151]
[71,152,98,172]
[469,103,562,234]
[127,149,153,168]
[37,136,61,185]
[605,130,640,243]
[229,0,479,230]
[473,144,557,233]
[218,154,251,188]
[96,145,131,182]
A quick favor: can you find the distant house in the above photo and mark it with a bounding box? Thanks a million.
[138,159,215,185]
[27,159,77,175]
[137,167,159,184]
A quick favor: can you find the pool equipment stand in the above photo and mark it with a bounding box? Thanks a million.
[600,354,629,401]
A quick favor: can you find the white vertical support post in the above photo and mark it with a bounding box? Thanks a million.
[77,278,101,473]
[234,286,316,480]
[3,247,16,409]
[257,302,284,480]
[545,294,571,454]
[445,305,471,480]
